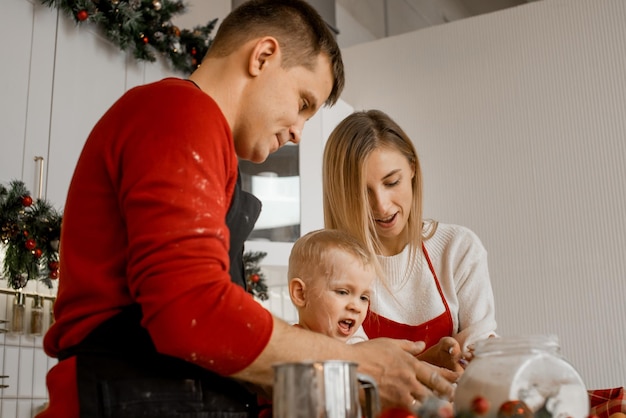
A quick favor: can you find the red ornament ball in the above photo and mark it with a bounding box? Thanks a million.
[49,269,59,279]
[76,10,89,21]
[49,261,59,270]
[25,238,37,250]
[33,248,43,258]
[21,195,33,207]
[250,273,260,283]
[142,36,149,44]
[471,396,490,415]
[497,400,532,418]
[378,407,417,418]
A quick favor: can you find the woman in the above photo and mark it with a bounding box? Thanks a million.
[323,109,497,371]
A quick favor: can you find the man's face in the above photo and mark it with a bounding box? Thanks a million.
[234,53,333,163]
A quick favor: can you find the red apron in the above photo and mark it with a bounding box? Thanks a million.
[363,244,453,350]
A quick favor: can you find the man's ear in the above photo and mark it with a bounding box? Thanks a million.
[288,278,307,307]
[248,36,280,76]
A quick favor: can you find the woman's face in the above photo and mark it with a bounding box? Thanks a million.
[364,146,414,254]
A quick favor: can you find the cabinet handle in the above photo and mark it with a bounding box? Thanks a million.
[34,156,45,199]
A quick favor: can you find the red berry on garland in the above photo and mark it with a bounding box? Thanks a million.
[143,36,149,44]
[497,400,532,418]
[471,396,490,415]
[33,248,43,258]
[76,10,89,21]
[25,238,37,250]
[22,195,33,207]
[49,269,59,279]
[191,47,197,56]
[250,273,260,283]
[23,230,29,237]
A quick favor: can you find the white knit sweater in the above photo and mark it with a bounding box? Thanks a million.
[351,222,497,350]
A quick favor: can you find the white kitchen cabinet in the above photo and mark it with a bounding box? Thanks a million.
[0,0,32,188]
[1,0,56,200]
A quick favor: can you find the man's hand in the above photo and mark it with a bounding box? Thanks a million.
[352,338,457,410]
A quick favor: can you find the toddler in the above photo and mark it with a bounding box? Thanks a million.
[287,228,375,343]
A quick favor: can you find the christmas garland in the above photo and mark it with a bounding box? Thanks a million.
[1,181,62,290]
[40,0,217,75]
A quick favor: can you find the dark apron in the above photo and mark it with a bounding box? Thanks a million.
[59,173,262,418]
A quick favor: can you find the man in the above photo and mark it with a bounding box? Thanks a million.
[38,1,456,416]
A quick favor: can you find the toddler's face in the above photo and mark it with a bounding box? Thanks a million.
[302,251,375,342]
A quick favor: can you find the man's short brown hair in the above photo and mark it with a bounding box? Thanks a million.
[208,0,344,106]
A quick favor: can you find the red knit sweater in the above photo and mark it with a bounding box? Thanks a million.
[38,78,273,417]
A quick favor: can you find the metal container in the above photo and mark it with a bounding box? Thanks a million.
[273,360,380,418]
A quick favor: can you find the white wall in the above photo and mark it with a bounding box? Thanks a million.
[340,0,626,389]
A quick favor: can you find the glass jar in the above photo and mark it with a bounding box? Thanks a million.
[30,295,44,335]
[11,291,26,334]
[454,335,589,418]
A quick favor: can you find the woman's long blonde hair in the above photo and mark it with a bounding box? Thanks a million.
[323,110,426,273]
